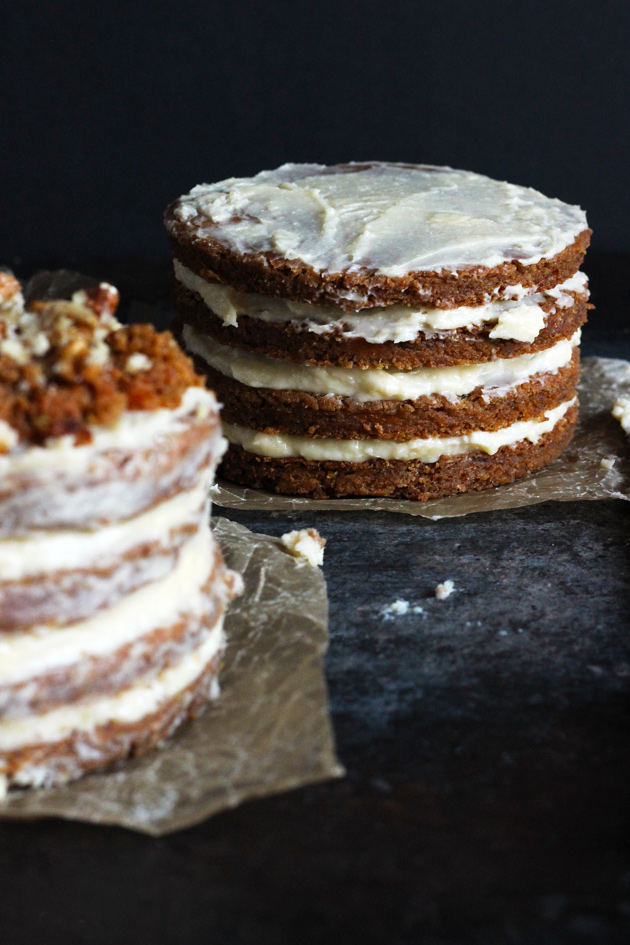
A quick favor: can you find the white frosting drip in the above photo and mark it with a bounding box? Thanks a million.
[0,477,209,581]
[0,527,217,686]
[172,163,587,278]
[184,324,579,403]
[223,399,575,463]
[0,617,224,751]
[175,261,587,345]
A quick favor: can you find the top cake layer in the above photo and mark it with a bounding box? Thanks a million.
[165,163,590,309]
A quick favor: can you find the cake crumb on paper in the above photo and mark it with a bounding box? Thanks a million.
[280,528,326,567]
[435,580,455,600]
[600,457,616,471]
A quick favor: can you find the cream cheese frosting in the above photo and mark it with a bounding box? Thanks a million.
[175,259,588,344]
[0,617,224,750]
[0,478,210,581]
[0,527,218,687]
[171,163,588,278]
[223,399,575,463]
[184,324,579,403]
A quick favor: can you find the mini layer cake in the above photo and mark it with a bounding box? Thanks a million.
[165,163,591,500]
[0,273,241,793]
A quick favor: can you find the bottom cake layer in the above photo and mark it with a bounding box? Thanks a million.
[0,620,225,793]
[219,407,578,500]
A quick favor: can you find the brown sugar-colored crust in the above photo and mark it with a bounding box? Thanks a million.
[0,319,203,447]
[167,224,591,311]
[0,560,233,716]
[200,352,579,441]
[173,282,588,369]
[0,655,222,790]
[0,415,220,536]
[0,523,199,632]
[219,406,578,500]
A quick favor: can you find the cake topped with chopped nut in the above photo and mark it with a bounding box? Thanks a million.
[0,269,238,796]
[0,272,203,447]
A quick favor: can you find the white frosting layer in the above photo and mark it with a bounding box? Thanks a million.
[172,163,587,279]
[224,399,575,463]
[175,260,588,345]
[0,385,217,476]
[0,477,209,581]
[612,396,630,434]
[0,527,216,686]
[0,617,224,751]
[184,324,579,403]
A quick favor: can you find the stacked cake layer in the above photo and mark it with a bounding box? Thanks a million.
[165,162,591,500]
[0,276,240,792]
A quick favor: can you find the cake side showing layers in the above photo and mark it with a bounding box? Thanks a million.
[173,259,590,355]
[220,407,577,500]
[0,279,241,793]
[166,162,589,500]
[188,346,581,441]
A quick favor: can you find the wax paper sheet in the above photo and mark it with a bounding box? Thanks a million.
[212,357,630,520]
[0,519,342,836]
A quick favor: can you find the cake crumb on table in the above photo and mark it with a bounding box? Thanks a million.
[280,528,326,567]
[380,599,410,617]
[379,599,425,618]
[435,580,455,600]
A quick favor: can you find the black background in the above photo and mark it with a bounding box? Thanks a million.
[1,0,629,260]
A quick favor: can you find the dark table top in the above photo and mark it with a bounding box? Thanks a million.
[1,255,629,945]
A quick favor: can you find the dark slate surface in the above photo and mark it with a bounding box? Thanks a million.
[1,256,629,945]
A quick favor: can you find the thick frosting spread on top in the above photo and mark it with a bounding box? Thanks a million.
[172,163,588,277]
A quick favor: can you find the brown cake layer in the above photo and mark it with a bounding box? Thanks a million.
[219,406,578,500]
[0,557,236,717]
[0,523,199,632]
[200,352,579,441]
[0,415,220,536]
[0,655,221,790]
[167,214,591,311]
[173,284,588,369]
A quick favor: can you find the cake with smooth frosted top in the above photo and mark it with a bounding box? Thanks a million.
[0,272,241,794]
[165,162,591,500]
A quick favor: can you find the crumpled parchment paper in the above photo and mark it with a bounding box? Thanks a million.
[0,519,343,836]
[212,357,630,520]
